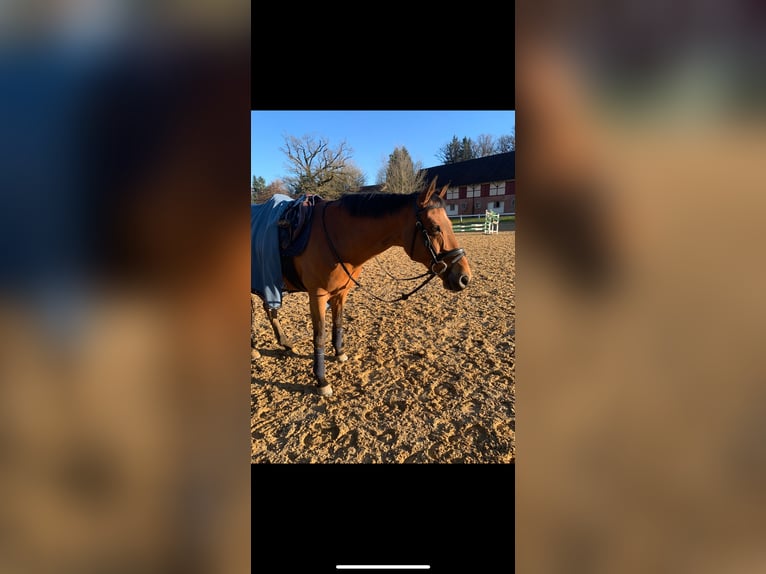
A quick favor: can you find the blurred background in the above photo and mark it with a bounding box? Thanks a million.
[517,1,766,573]
[4,0,766,572]
[0,1,250,573]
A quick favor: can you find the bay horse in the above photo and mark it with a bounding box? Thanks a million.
[252,178,472,396]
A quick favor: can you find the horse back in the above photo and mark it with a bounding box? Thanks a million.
[291,201,359,296]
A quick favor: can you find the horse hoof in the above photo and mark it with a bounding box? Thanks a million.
[316,384,333,397]
[336,353,348,362]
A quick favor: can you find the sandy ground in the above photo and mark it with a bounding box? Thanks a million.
[251,231,515,463]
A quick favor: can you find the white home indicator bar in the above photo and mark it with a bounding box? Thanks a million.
[336,567,430,570]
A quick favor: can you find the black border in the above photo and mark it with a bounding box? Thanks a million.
[252,464,514,572]
[251,10,515,111]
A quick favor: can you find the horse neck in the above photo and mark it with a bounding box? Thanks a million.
[330,203,414,266]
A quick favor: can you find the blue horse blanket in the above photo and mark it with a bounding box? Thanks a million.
[251,193,319,309]
[251,194,294,309]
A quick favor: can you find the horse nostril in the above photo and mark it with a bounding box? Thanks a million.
[459,274,470,288]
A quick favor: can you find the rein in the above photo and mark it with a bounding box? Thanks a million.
[320,199,465,303]
[375,257,431,282]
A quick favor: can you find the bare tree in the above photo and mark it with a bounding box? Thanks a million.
[253,179,289,204]
[375,161,388,186]
[475,133,498,157]
[266,178,289,195]
[382,146,427,194]
[497,130,516,152]
[320,162,366,199]
[281,134,353,195]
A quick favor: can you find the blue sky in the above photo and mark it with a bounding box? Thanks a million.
[251,110,515,186]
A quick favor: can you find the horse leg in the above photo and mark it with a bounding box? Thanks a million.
[263,304,293,351]
[309,293,332,396]
[251,296,260,360]
[329,291,349,362]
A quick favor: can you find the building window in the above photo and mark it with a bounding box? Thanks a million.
[466,185,480,198]
[475,200,482,209]
[446,187,458,200]
[461,202,467,211]
[489,182,504,196]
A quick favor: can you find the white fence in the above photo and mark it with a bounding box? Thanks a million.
[450,211,505,234]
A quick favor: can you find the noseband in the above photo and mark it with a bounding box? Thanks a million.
[410,203,466,276]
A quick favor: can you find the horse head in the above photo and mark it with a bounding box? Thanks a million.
[415,178,473,292]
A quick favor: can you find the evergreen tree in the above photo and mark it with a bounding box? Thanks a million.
[251,175,266,203]
[459,137,475,161]
[436,135,462,164]
[437,130,515,164]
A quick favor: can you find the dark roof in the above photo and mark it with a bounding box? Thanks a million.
[419,151,515,188]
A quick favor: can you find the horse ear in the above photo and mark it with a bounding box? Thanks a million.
[418,177,438,207]
[439,184,449,199]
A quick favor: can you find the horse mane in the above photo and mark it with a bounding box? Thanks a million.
[336,191,445,219]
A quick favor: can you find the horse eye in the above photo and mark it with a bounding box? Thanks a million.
[432,225,441,234]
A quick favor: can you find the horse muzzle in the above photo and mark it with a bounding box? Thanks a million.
[435,249,471,292]
[444,269,471,291]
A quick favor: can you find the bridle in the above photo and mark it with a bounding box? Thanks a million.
[321,198,466,303]
[409,202,466,277]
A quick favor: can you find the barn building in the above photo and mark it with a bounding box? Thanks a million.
[420,151,515,217]
[358,151,515,218]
